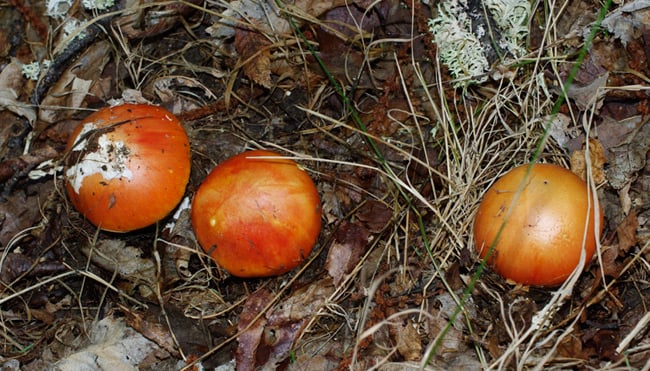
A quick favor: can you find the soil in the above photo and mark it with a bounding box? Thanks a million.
[0,0,648,369]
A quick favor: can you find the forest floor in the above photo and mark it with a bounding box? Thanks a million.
[0,0,649,369]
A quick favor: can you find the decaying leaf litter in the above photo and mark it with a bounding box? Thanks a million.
[0,0,649,369]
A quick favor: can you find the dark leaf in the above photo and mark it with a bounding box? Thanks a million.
[326,221,370,286]
[236,289,272,370]
[356,200,393,233]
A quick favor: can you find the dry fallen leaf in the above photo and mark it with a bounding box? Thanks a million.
[616,209,640,253]
[236,288,272,370]
[556,333,584,359]
[38,40,112,124]
[545,113,575,149]
[600,244,624,277]
[81,239,156,278]
[115,0,201,39]
[325,221,371,287]
[0,60,36,125]
[257,321,303,368]
[207,0,352,88]
[394,319,422,362]
[236,280,335,369]
[320,183,343,224]
[80,239,157,299]
[554,0,597,47]
[0,181,53,247]
[234,28,272,88]
[570,138,607,183]
[0,145,58,184]
[566,72,609,111]
[356,200,393,233]
[122,308,180,358]
[618,182,633,216]
[0,252,66,284]
[599,0,650,46]
[582,329,621,362]
[427,311,470,362]
[54,316,164,370]
[206,0,347,40]
[597,115,644,151]
[267,278,335,324]
[606,118,650,189]
[152,76,217,112]
[261,280,336,368]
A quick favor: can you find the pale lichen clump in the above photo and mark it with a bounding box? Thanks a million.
[21,61,42,81]
[62,18,87,41]
[484,0,531,56]
[81,0,115,10]
[428,0,530,88]
[46,0,114,17]
[428,1,490,87]
[45,0,72,18]
[21,60,51,81]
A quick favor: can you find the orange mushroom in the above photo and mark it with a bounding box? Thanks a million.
[191,150,322,277]
[473,163,603,286]
[65,104,191,232]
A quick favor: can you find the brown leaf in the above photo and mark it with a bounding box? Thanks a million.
[570,138,607,183]
[616,209,639,253]
[30,308,55,325]
[553,0,597,48]
[238,279,336,369]
[257,322,303,368]
[54,316,164,370]
[566,72,608,111]
[0,60,36,124]
[122,307,180,357]
[160,198,195,283]
[0,181,53,247]
[600,116,645,151]
[209,0,348,41]
[325,221,371,286]
[601,1,650,46]
[606,118,650,189]
[289,354,340,370]
[582,329,620,361]
[428,310,469,361]
[38,40,112,124]
[115,0,200,39]
[444,261,464,291]
[267,278,335,325]
[293,0,349,19]
[236,289,272,370]
[356,200,393,233]
[600,245,624,278]
[234,28,272,88]
[394,319,421,362]
[556,333,583,359]
[80,239,157,299]
[0,253,34,284]
[320,183,342,224]
[619,182,633,216]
